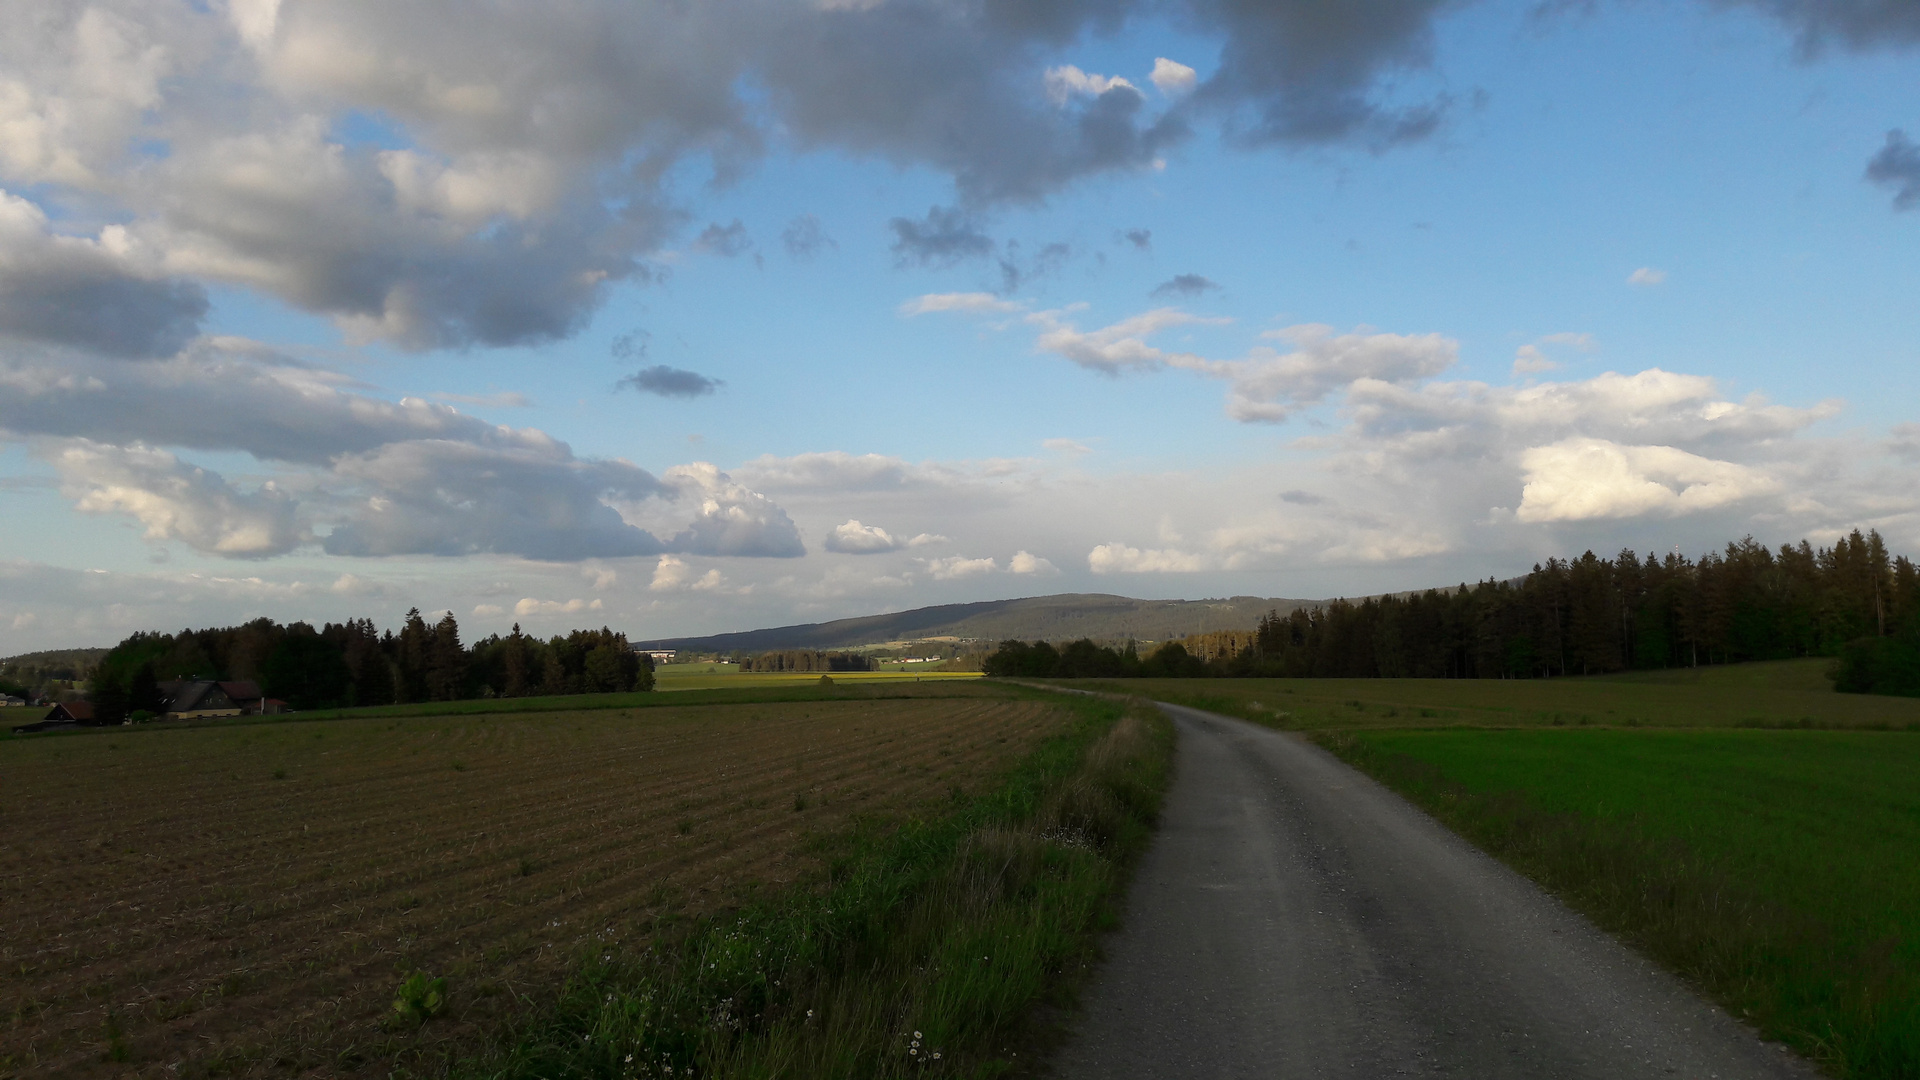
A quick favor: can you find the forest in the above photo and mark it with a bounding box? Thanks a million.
[83,611,652,721]
[985,531,1920,696]
[737,650,877,673]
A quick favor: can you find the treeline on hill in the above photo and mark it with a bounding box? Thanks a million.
[86,610,652,722]
[737,650,876,672]
[984,531,1920,696]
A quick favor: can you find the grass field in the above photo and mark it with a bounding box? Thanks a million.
[653,669,983,692]
[1,692,1069,1078]
[1321,727,1920,1077]
[1077,657,1920,731]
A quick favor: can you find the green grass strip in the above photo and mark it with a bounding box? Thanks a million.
[1317,728,1920,1079]
[442,695,1172,1080]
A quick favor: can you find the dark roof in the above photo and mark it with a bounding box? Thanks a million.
[220,680,263,702]
[165,680,238,713]
[51,701,93,721]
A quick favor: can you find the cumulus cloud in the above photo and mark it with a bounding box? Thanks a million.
[663,463,806,557]
[1629,267,1668,286]
[1087,542,1210,573]
[0,192,207,358]
[889,206,996,268]
[1866,129,1920,210]
[1205,324,1457,422]
[1150,58,1198,95]
[782,214,836,258]
[825,519,902,554]
[1515,438,1778,522]
[923,555,997,580]
[619,365,724,398]
[1149,273,1220,299]
[1043,65,1136,106]
[649,555,730,592]
[46,439,305,557]
[1008,550,1057,574]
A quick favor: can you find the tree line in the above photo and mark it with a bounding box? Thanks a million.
[87,610,652,721]
[984,531,1920,696]
[737,650,876,673]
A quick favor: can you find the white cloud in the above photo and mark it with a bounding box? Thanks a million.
[1043,65,1136,106]
[906,532,947,547]
[472,603,505,617]
[513,596,604,616]
[900,292,1025,316]
[1028,306,1225,374]
[1209,324,1457,422]
[825,519,901,554]
[1150,57,1197,96]
[662,462,806,557]
[46,439,305,557]
[1087,543,1211,573]
[1515,438,1777,523]
[1512,332,1595,375]
[1008,550,1057,574]
[923,555,997,580]
[1629,267,1668,287]
[649,555,729,593]
[1042,437,1093,456]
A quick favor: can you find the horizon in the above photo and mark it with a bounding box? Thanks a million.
[3,1,1918,655]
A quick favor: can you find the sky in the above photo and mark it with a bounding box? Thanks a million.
[2,0,1919,654]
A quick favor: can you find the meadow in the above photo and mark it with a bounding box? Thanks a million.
[0,690,1081,1078]
[1322,727,1920,1077]
[1079,657,1920,731]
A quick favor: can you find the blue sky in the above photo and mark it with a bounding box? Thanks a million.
[2,0,1917,652]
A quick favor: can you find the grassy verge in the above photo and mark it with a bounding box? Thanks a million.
[447,695,1173,1080]
[1317,727,1920,1079]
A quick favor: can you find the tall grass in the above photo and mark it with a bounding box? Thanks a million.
[1318,730,1920,1079]
[453,699,1172,1080]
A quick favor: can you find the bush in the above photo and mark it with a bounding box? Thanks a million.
[1830,631,1920,697]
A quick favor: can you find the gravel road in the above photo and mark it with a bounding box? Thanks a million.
[1051,703,1816,1079]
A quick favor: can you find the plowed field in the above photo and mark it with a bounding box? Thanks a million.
[1,695,1066,1078]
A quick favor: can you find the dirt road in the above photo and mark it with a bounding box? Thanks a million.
[1052,704,1813,1079]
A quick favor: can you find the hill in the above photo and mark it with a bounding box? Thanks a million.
[634,593,1319,653]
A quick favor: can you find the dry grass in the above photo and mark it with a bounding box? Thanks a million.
[0,697,1066,1078]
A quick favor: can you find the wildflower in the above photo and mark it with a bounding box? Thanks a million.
[914,1031,922,1039]
[626,1055,635,1063]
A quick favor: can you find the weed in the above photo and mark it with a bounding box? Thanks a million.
[451,760,467,771]
[518,858,536,877]
[272,768,287,780]
[793,792,809,812]
[677,820,693,835]
[391,971,447,1026]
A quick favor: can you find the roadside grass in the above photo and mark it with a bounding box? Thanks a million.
[1317,727,1920,1079]
[455,695,1174,1080]
[654,671,984,692]
[1067,658,1920,732]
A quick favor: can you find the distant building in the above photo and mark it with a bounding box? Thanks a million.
[0,695,25,707]
[160,680,277,720]
[638,649,676,663]
[13,700,94,732]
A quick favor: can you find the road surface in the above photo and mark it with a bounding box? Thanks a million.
[1051,704,1813,1079]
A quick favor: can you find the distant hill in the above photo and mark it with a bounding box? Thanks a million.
[0,647,108,674]
[634,593,1321,653]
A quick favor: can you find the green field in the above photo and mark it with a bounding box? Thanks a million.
[653,668,983,691]
[1077,658,1920,731]
[1322,727,1920,1076]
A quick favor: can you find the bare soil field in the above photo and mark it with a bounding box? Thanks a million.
[1,694,1067,1078]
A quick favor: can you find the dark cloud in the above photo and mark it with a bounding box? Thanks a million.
[889,206,997,267]
[694,219,753,256]
[782,214,837,258]
[1719,0,1920,55]
[618,365,724,398]
[0,197,206,358]
[1150,273,1221,298]
[1122,228,1153,250]
[998,240,1072,294]
[1866,129,1920,210]
[1279,489,1326,505]
[1189,0,1455,145]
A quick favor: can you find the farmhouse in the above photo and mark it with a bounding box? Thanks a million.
[11,700,93,733]
[161,680,283,720]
